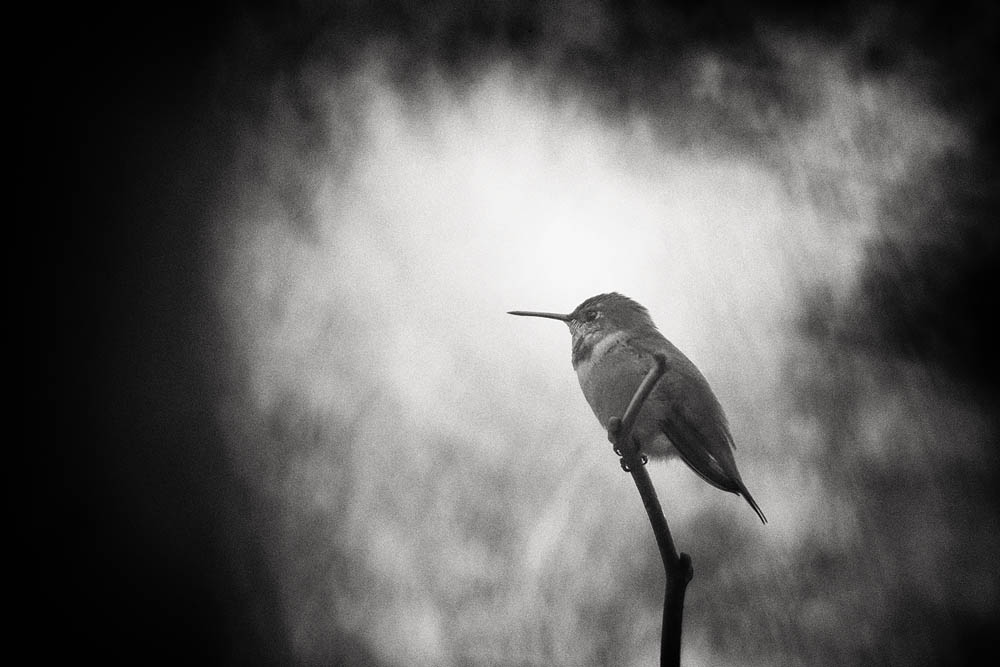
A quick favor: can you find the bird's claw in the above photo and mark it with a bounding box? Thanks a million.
[619,453,648,472]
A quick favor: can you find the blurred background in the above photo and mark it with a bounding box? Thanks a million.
[53,0,997,664]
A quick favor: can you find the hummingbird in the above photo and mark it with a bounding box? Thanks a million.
[509,292,766,524]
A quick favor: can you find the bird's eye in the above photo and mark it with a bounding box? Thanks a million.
[584,310,598,322]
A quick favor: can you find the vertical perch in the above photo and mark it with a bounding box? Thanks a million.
[607,353,694,667]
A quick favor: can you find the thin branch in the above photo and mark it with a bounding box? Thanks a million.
[607,353,694,667]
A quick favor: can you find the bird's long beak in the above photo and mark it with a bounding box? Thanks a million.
[507,310,571,321]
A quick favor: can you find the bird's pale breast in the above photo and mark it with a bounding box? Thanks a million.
[574,331,677,456]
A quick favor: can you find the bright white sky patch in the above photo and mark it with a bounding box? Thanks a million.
[220,44,968,509]
[223,52,964,494]
[217,50,968,664]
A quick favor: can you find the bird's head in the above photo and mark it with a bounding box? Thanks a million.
[564,292,655,339]
[509,292,657,356]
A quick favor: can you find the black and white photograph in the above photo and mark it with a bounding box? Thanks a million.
[53,1,998,664]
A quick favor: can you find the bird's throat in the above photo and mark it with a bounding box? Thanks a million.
[572,329,626,369]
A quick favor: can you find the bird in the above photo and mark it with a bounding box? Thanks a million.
[509,292,766,524]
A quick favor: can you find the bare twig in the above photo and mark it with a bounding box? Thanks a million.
[607,353,694,667]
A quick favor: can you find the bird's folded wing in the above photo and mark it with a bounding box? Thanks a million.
[659,415,740,493]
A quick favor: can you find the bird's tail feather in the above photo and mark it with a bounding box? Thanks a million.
[659,419,768,524]
[737,482,767,524]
